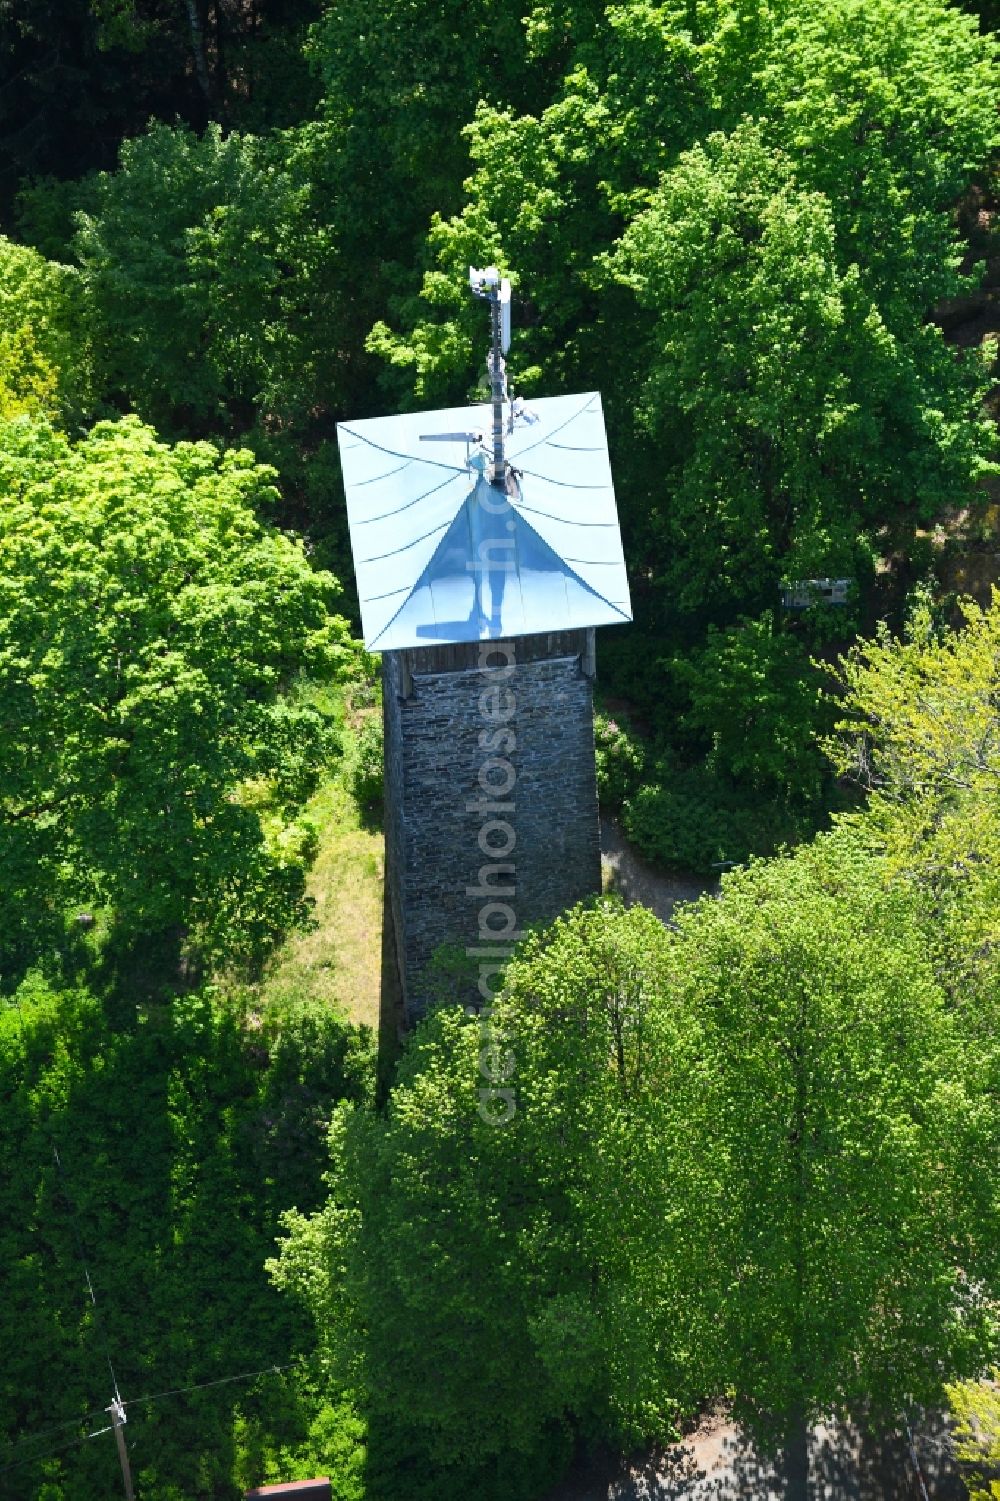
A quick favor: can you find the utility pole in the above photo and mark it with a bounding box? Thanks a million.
[108,1397,135,1501]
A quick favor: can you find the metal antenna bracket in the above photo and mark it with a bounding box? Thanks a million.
[469,266,511,487]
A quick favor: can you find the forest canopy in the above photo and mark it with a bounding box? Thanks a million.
[1,0,998,1497]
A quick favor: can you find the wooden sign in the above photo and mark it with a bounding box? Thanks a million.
[781,577,852,609]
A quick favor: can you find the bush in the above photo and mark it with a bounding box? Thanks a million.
[672,613,833,800]
[349,715,384,815]
[234,1387,368,1501]
[594,711,647,809]
[622,761,817,876]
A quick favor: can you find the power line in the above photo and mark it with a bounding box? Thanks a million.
[0,1362,295,1476]
[1,1408,111,1457]
[0,1420,113,1478]
[902,1415,931,1501]
[2,1363,296,1480]
[124,1362,294,1410]
[4,986,298,1494]
[49,1140,124,1406]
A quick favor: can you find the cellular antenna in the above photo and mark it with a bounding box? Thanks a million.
[469,266,511,487]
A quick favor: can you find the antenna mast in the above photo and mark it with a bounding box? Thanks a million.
[469,266,511,488]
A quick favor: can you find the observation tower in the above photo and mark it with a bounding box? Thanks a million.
[338,271,631,1021]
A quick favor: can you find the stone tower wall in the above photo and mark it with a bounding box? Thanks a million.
[382,629,601,1021]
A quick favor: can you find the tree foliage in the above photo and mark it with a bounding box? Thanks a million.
[10,2,996,827]
[830,586,1000,808]
[672,835,1000,1458]
[0,973,373,1501]
[753,0,997,317]
[271,901,727,1498]
[1,4,1000,1496]
[273,832,1000,1494]
[948,1375,1000,1500]
[72,122,344,435]
[613,120,996,610]
[0,414,353,975]
[357,0,997,823]
[304,0,532,269]
[0,236,90,422]
[828,585,1000,1005]
[0,0,322,204]
[672,610,832,796]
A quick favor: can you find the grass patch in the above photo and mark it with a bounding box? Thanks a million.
[252,673,394,1041]
[261,769,387,1032]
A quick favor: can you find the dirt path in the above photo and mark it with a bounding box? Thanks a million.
[600,813,716,924]
[546,1405,963,1500]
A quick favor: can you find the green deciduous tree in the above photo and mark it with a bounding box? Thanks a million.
[830,586,1000,809]
[271,900,728,1499]
[274,842,1000,1499]
[361,0,996,833]
[0,414,355,977]
[612,120,996,611]
[0,236,90,422]
[672,833,1000,1494]
[72,122,344,435]
[753,0,998,319]
[672,611,832,798]
[827,585,1000,1006]
[947,1375,1000,1500]
[304,0,532,272]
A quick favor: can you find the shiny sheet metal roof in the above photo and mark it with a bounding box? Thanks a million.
[338,391,632,653]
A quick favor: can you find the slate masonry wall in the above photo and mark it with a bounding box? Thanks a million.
[382,629,601,1021]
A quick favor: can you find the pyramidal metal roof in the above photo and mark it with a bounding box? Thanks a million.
[338,391,632,652]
